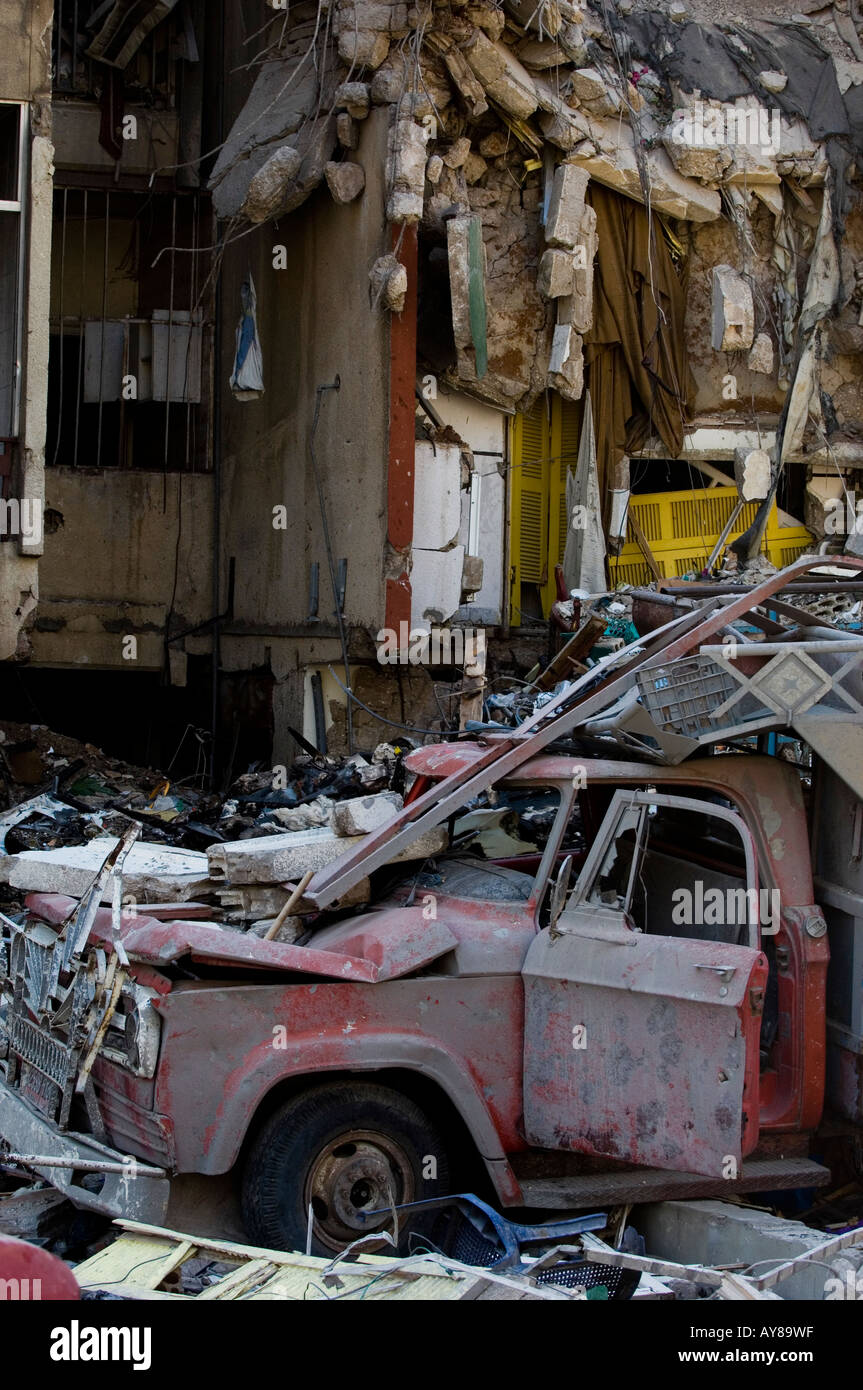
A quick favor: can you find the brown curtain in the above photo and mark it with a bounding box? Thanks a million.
[584,185,695,526]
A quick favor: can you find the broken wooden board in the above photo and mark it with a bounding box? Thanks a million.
[71,1221,491,1301]
[72,1220,590,1301]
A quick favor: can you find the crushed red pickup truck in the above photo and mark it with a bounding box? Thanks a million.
[0,745,844,1255]
[2,559,862,1256]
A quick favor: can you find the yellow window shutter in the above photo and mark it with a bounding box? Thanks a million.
[541,396,583,614]
[511,398,548,591]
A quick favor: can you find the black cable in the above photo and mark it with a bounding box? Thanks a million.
[309,380,354,752]
[326,665,458,738]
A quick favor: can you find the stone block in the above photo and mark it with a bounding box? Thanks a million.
[331,791,404,837]
[324,160,365,203]
[545,163,589,248]
[712,264,755,351]
[748,332,774,375]
[538,247,574,299]
[242,144,302,223]
[334,82,371,118]
[337,29,390,69]
[733,446,772,501]
[444,137,472,168]
[336,112,359,149]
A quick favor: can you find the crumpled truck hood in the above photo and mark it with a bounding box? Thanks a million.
[23,894,458,984]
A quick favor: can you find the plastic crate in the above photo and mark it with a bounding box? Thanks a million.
[638,654,738,738]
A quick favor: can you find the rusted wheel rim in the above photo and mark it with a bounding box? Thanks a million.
[304,1128,416,1253]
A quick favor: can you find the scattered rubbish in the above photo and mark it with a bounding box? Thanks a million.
[71,1220,584,1301]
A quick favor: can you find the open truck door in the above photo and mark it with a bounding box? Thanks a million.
[522,790,768,1177]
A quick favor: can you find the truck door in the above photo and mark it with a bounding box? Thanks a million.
[522,790,768,1177]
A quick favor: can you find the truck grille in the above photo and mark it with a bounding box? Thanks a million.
[7,1013,71,1089]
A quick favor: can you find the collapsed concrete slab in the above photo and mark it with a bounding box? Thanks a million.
[577,115,722,222]
[460,31,538,121]
[0,839,214,903]
[209,50,337,219]
[207,824,449,884]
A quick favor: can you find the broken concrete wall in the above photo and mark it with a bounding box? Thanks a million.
[34,470,213,670]
[218,105,391,758]
[454,163,554,410]
[685,206,787,419]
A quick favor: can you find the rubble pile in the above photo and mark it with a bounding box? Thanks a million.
[0,726,421,932]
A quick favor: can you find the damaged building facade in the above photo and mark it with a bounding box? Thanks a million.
[0,0,860,770]
[3,0,863,1307]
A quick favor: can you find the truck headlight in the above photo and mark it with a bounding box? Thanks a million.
[102,982,161,1079]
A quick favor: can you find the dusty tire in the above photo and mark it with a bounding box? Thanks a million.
[241,1082,450,1255]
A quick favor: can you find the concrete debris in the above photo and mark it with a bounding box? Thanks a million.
[748,331,775,375]
[336,112,359,149]
[463,152,488,184]
[0,838,215,903]
[516,38,569,70]
[579,116,722,222]
[0,1186,69,1240]
[538,247,575,299]
[734,446,772,501]
[712,264,755,351]
[443,137,472,169]
[206,823,448,883]
[478,130,508,157]
[324,160,366,203]
[209,50,337,219]
[544,164,590,249]
[334,81,371,118]
[242,145,303,224]
[331,790,404,836]
[638,1200,863,1302]
[461,32,539,121]
[554,204,596,333]
[369,253,408,312]
[337,28,390,71]
[386,118,429,224]
[568,66,621,116]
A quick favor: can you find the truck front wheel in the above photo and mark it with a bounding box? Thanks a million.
[241,1081,450,1255]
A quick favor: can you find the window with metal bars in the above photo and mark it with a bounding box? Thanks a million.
[47,185,213,472]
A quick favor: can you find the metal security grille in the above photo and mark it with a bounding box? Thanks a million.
[47,186,213,472]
